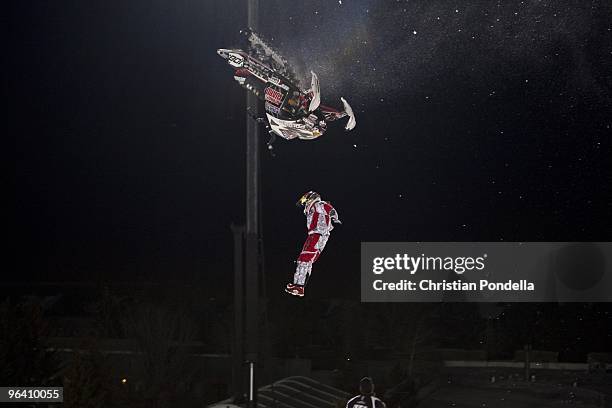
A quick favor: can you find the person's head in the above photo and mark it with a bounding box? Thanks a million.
[296,191,321,212]
[359,377,374,396]
[287,91,301,106]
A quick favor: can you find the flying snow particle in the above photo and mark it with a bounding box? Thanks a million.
[413,30,417,35]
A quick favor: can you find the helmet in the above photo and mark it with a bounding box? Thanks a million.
[296,191,321,210]
[359,377,374,395]
[287,97,299,107]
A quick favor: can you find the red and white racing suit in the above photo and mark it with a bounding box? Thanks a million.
[293,200,340,286]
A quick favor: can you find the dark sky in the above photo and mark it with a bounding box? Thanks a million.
[11,1,612,297]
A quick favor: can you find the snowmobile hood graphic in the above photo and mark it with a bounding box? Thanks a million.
[216,49,242,67]
[216,31,356,141]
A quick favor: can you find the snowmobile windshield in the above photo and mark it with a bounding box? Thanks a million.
[278,88,307,121]
[264,86,302,121]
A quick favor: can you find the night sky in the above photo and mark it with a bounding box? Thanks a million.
[11,1,612,299]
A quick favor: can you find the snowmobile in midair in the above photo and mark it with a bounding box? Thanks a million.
[217,30,356,141]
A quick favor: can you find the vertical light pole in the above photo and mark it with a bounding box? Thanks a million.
[245,0,260,407]
[231,224,244,402]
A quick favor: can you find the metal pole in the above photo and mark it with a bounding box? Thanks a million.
[248,362,255,404]
[245,0,260,406]
[246,0,260,234]
[231,224,245,402]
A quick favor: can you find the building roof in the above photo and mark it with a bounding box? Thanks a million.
[210,376,350,408]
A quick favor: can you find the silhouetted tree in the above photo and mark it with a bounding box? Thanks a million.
[0,299,57,386]
[121,301,197,408]
[367,303,436,359]
[490,303,560,359]
[437,302,484,349]
[91,286,126,338]
[62,339,111,408]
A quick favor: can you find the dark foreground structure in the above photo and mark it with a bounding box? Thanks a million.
[210,376,350,408]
